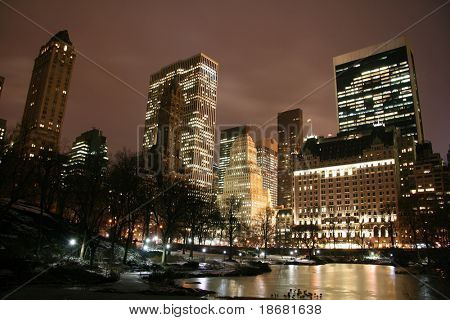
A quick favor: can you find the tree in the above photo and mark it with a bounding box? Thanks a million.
[66,152,109,261]
[153,173,189,264]
[258,207,275,259]
[292,223,319,259]
[107,151,148,264]
[222,195,243,261]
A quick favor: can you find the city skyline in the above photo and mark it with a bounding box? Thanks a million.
[0,1,449,158]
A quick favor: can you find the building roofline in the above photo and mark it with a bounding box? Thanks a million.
[333,36,409,66]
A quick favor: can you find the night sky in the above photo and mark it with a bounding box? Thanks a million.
[0,0,449,158]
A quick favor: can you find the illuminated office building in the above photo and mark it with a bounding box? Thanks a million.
[219,133,271,226]
[256,138,278,206]
[20,30,76,156]
[143,53,218,194]
[293,127,401,248]
[65,128,108,175]
[146,79,183,175]
[278,108,303,208]
[218,126,256,194]
[333,37,424,143]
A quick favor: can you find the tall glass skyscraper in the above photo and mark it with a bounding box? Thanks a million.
[143,53,218,194]
[333,37,424,143]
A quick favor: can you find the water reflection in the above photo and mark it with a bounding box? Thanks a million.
[177,264,443,299]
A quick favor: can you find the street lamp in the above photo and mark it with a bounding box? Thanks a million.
[68,239,76,246]
[145,238,150,244]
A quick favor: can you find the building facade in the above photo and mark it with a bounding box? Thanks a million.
[146,79,183,175]
[219,133,271,226]
[20,30,76,156]
[218,125,256,194]
[256,138,278,206]
[65,128,108,175]
[401,142,450,247]
[293,127,401,248]
[143,53,218,194]
[333,37,424,144]
[277,108,303,208]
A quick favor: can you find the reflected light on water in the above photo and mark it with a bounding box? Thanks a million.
[178,264,440,299]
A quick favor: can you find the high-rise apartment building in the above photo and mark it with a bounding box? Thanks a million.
[20,30,76,156]
[65,128,108,175]
[219,133,271,226]
[277,108,303,208]
[333,37,424,143]
[256,138,278,206]
[143,53,218,194]
[218,126,256,194]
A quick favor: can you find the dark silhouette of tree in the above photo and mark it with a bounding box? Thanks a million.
[292,223,319,259]
[153,173,189,264]
[65,152,108,260]
[222,195,243,261]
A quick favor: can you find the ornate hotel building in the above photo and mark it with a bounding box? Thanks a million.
[333,37,424,144]
[293,127,401,248]
[20,30,76,156]
[219,133,271,226]
[143,53,218,194]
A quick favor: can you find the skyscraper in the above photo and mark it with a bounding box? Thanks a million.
[65,128,108,175]
[20,30,76,156]
[277,108,303,208]
[147,79,183,175]
[218,125,256,194]
[143,53,218,194]
[219,133,271,226]
[333,37,424,143]
[256,138,278,206]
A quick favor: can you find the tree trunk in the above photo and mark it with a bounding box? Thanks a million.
[79,231,88,259]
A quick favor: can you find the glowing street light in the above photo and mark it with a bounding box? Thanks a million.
[143,245,149,251]
[202,248,206,253]
[68,239,77,246]
[166,244,171,250]
[152,236,158,242]
[145,238,150,243]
